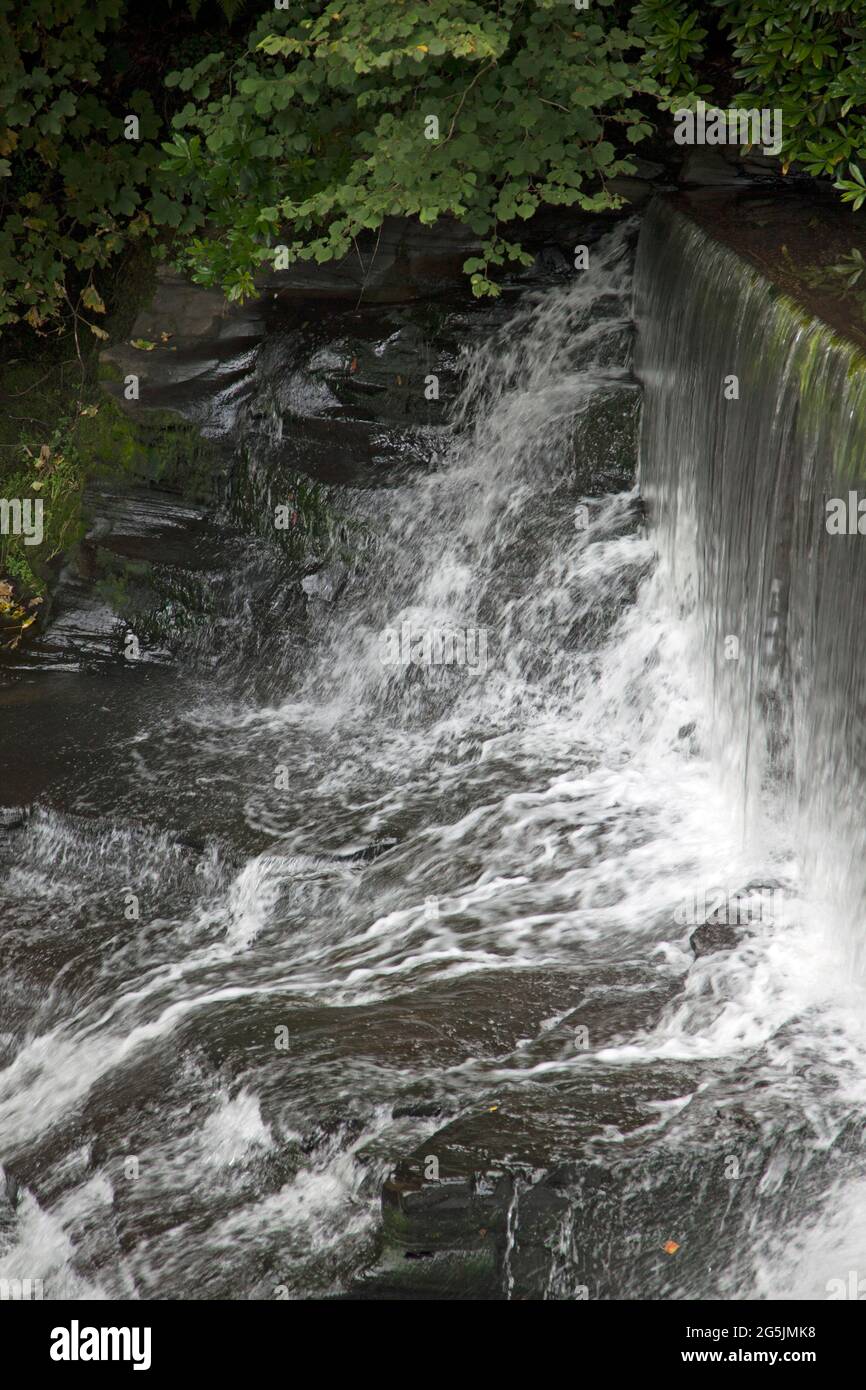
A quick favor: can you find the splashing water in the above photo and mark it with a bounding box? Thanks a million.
[1,212,865,1300]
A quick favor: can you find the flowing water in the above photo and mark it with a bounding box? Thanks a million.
[1,207,866,1300]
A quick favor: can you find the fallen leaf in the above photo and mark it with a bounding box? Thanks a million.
[664,1240,680,1255]
[130,338,156,351]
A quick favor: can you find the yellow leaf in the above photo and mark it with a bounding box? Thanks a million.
[88,323,109,340]
[81,285,106,314]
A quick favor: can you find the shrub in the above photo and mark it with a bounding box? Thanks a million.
[634,1,866,204]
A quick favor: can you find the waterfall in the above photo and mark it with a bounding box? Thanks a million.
[636,198,866,975]
[3,210,866,1300]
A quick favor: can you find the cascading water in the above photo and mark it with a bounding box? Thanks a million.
[638,198,866,977]
[1,209,865,1301]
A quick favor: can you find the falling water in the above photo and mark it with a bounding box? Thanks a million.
[638,198,866,974]
[1,209,866,1300]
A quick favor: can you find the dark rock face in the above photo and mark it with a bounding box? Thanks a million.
[572,383,641,495]
[100,272,264,434]
[689,920,742,958]
[236,295,501,489]
[260,215,485,304]
[257,208,632,305]
[48,205,646,675]
[15,485,249,671]
[679,149,746,188]
[98,207,631,447]
[377,1168,509,1298]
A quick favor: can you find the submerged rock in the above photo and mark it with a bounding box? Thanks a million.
[689,921,742,958]
[301,562,348,603]
[571,383,641,494]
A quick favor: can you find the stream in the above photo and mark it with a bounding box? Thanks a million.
[2,211,866,1301]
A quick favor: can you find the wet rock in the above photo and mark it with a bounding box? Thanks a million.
[258,209,621,306]
[500,1178,574,1297]
[378,1164,510,1297]
[356,1046,698,1298]
[259,216,484,304]
[689,921,742,957]
[102,210,629,499]
[26,485,232,669]
[237,297,488,487]
[680,149,745,187]
[100,270,264,433]
[391,1101,449,1120]
[2,1168,20,1209]
[334,838,399,864]
[631,158,667,181]
[571,383,641,493]
[301,562,348,603]
[532,245,570,276]
[607,175,655,205]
